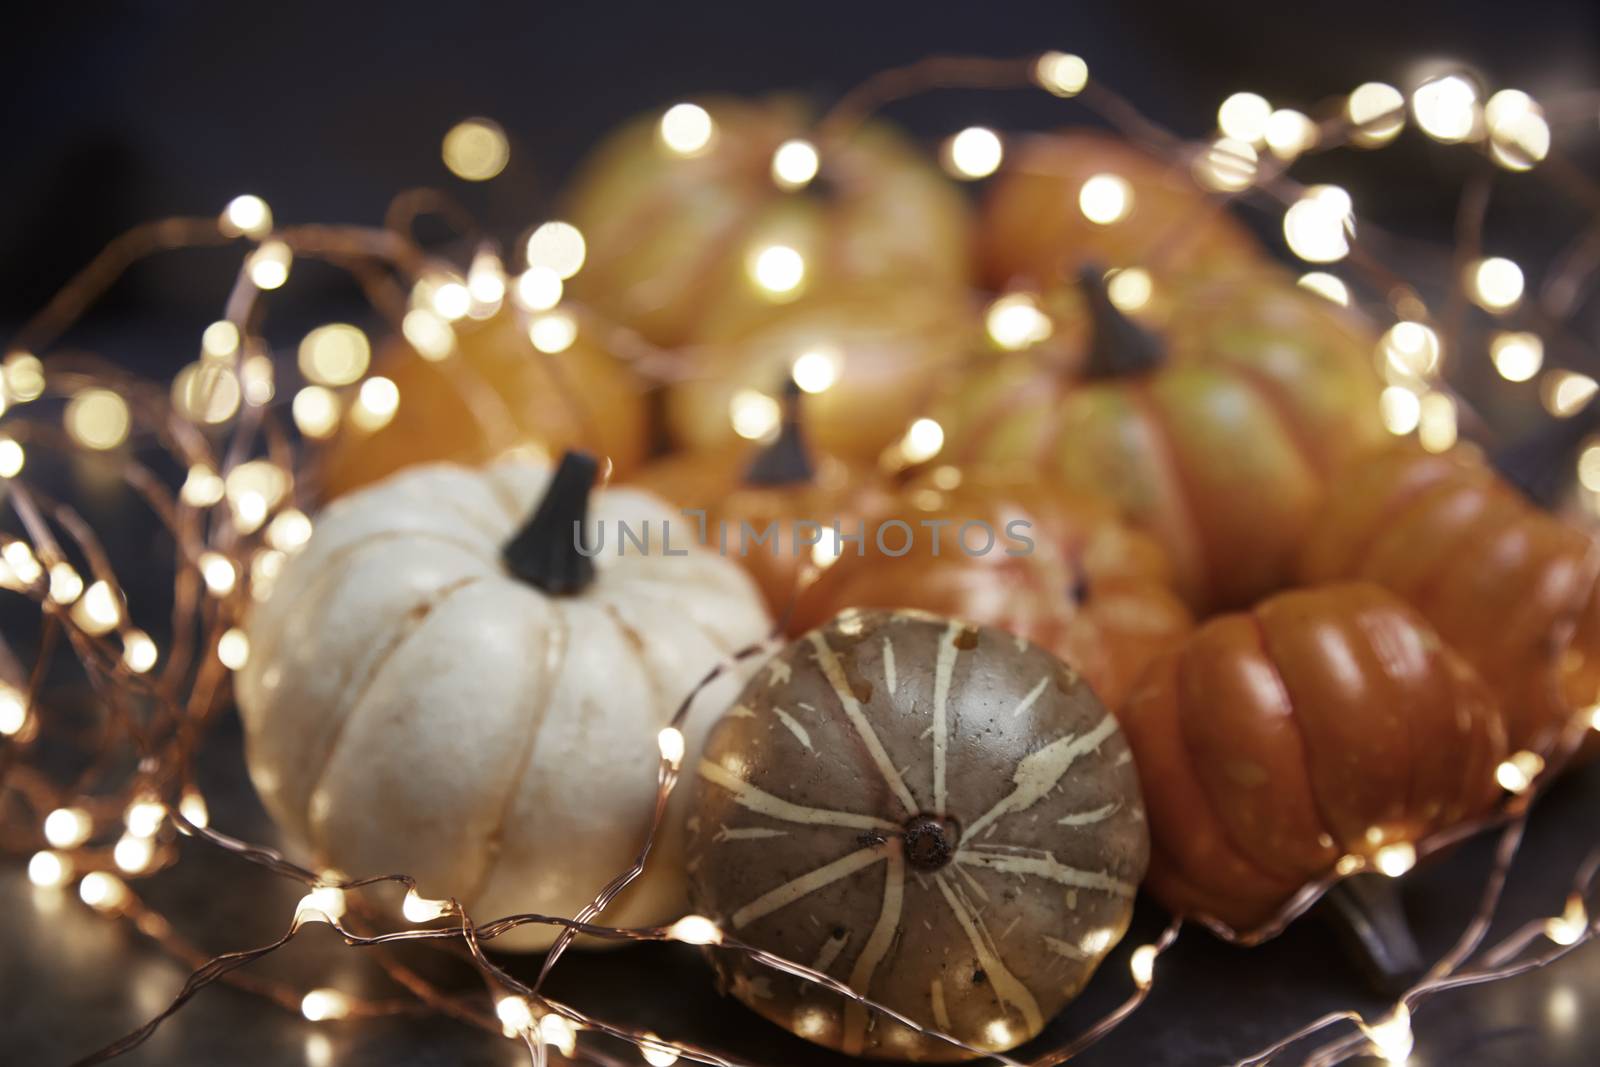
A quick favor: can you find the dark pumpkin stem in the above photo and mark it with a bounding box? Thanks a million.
[1492,396,1600,509]
[1077,264,1166,380]
[1320,873,1425,997]
[744,378,815,487]
[502,450,599,595]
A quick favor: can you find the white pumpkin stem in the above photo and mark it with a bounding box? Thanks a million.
[744,378,816,487]
[502,450,599,594]
[1077,264,1165,380]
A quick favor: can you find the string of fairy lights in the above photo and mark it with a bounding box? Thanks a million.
[2,47,1600,1067]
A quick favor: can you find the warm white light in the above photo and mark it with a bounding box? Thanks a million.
[1485,89,1550,170]
[4,351,46,403]
[1492,332,1544,382]
[65,389,131,450]
[791,348,840,394]
[1284,185,1354,263]
[217,628,250,670]
[301,989,352,1022]
[1544,371,1597,417]
[350,376,400,432]
[220,195,273,239]
[1129,944,1157,988]
[1106,268,1154,312]
[402,309,456,361]
[1217,92,1272,144]
[811,528,842,568]
[0,683,27,736]
[525,221,587,279]
[1546,895,1588,947]
[125,797,165,838]
[1348,83,1406,147]
[293,386,341,439]
[901,418,945,464]
[76,580,121,634]
[1298,272,1350,306]
[201,320,240,359]
[114,833,155,873]
[667,914,723,945]
[657,726,686,766]
[1412,74,1480,144]
[539,1014,578,1056]
[640,1034,681,1067]
[1380,386,1422,435]
[729,390,781,441]
[1374,841,1417,878]
[1418,391,1457,453]
[1079,174,1133,225]
[442,119,509,181]
[247,241,293,290]
[528,311,578,354]
[296,885,347,924]
[29,850,71,888]
[1469,257,1524,311]
[431,280,472,321]
[172,363,242,425]
[49,562,84,605]
[179,788,209,829]
[1265,108,1318,159]
[985,293,1053,350]
[79,871,128,910]
[659,104,715,157]
[467,252,506,311]
[0,437,24,478]
[1496,750,1545,794]
[772,139,821,190]
[298,324,370,386]
[496,995,534,1035]
[267,509,313,552]
[45,807,92,849]
[1194,137,1258,192]
[1034,51,1088,96]
[514,266,563,311]
[943,127,1003,180]
[1365,1004,1414,1064]
[749,245,805,296]
[402,888,451,923]
[1381,321,1441,378]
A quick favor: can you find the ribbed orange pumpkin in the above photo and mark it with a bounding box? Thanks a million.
[789,469,1192,707]
[1118,583,1507,932]
[981,130,1262,295]
[1298,444,1600,752]
[937,271,1386,610]
[316,311,648,500]
[563,95,972,349]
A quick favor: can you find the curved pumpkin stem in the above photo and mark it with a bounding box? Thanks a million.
[1077,264,1166,380]
[1492,396,1600,509]
[502,450,599,595]
[1321,873,1425,996]
[744,378,816,487]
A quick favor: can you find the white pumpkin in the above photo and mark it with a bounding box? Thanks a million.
[237,453,770,950]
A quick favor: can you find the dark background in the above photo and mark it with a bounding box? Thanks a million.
[4,3,1600,1065]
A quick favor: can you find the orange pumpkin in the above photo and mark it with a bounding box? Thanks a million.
[563,95,972,348]
[631,386,891,615]
[1299,444,1600,753]
[316,310,648,500]
[789,469,1192,706]
[1119,583,1507,932]
[981,130,1262,295]
[663,287,975,462]
[937,270,1385,610]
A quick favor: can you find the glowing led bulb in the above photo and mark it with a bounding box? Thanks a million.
[640,1034,681,1067]
[1485,89,1550,170]
[659,103,715,157]
[1418,392,1457,453]
[771,139,820,189]
[125,797,165,838]
[349,376,399,432]
[1193,137,1258,192]
[220,195,273,239]
[79,871,129,910]
[0,437,24,478]
[301,989,352,1022]
[1468,257,1524,312]
[179,788,209,829]
[1380,321,1440,379]
[4,351,46,403]
[1543,371,1597,417]
[1078,174,1133,225]
[172,363,242,425]
[49,562,84,605]
[525,221,587,279]
[1034,51,1088,96]
[943,127,1003,180]
[1129,944,1157,988]
[295,885,347,924]
[657,726,686,766]
[293,386,342,439]
[496,995,534,1035]
[1217,92,1272,144]
[441,119,509,181]
[1380,386,1422,435]
[267,509,314,552]
[1265,109,1318,159]
[1347,82,1406,147]
[528,311,578,354]
[1284,185,1354,263]
[0,683,28,736]
[65,389,131,450]
[44,807,92,849]
[467,251,507,310]
[114,833,155,873]
[431,279,471,321]
[1412,74,1480,144]
[901,418,945,464]
[667,914,723,945]
[729,390,780,441]
[1365,1005,1413,1064]
[402,888,451,923]
[1496,750,1545,793]
[790,348,840,394]
[1298,272,1350,306]
[75,580,121,634]
[514,266,563,312]
[1490,332,1542,383]
[749,244,805,296]
[202,320,241,358]
[29,850,71,888]
[985,293,1053,350]
[217,628,251,670]
[1545,895,1588,946]
[402,309,456,361]
[1106,268,1154,312]
[540,1014,578,1056]
[247,241,293,290]
[1374,841,1417,878]
[298,324,370,386]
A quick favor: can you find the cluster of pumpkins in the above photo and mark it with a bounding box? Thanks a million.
[236,98,1600,1060]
